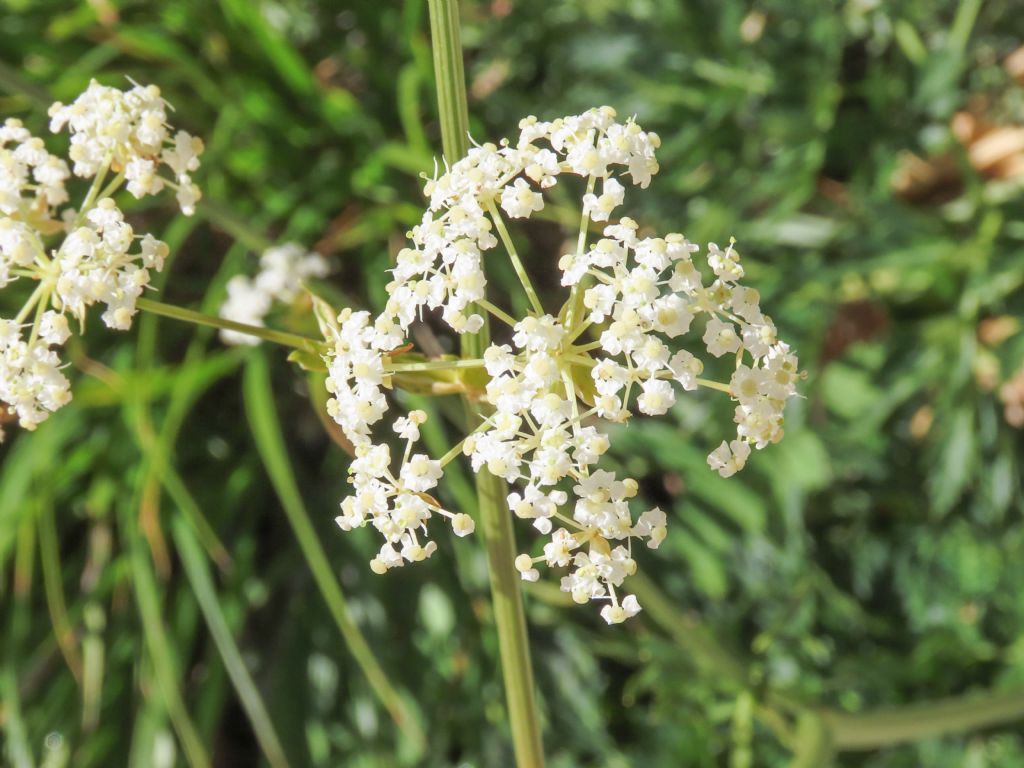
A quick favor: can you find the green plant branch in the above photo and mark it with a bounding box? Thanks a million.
[387,357,486,373]
[2,518,36,768]
[37,500,84,684]
[136,297,324,352]
[825,688,1024,751]
[485,199,545,317]
[427,0,470,163]
[130,399,233,571]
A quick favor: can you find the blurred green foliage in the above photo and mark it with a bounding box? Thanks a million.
[2,0,1024,766]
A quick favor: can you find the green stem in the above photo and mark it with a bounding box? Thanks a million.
[26,284,50,347]
[474,457,545,767]
[826,688,1024,751]
[485,199,545,317]
[14,280,48,325]
[136,297,324,352]
[439,416,493,467]
[125,507,211,768]
[3,519,35,768]
[563,174,596,333]
[387,358,486,373]
[427,0,470,162]
[478,298,519,328]
[96,169,127,203]
[429,1,545,766]
[72,158,112,230]
[695,377,732,394]
[38,500,83,683]
[171,518,291,768]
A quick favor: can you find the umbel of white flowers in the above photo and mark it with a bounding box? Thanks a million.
[320,107,800,624]
[0,80,203,438]
[218,243,330,346]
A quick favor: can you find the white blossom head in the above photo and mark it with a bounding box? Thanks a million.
[218,243,330,346]
[323,107,799,623]
[48,79,204,214]
[0,81,201,433]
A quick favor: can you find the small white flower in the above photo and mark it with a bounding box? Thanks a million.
[668,350,703,391]
[637,377,675,415]
[703,317,741,357]
[500,178,545,219]
[451,513,475,537]
[515,553,540,582]
[707,240,744,282]
[707,439,751,478]
[582,177,625,222]
[400,454,442,493]
[393,410,427,441]
[39,311,71,346]
[600,594,642,624]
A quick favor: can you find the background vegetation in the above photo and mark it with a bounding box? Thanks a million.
[2,0,1023,765]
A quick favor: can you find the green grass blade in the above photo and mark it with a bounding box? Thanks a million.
[124,505,211,768]
[3,518,38,768]
[170,515,291,768]
[242,350,426,753]
[37,500,83,683]
[0,667,35,768]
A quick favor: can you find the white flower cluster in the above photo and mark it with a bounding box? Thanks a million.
[1,118,70,220]
[0,82,199,437]
[56,199,169,330]
[219,243,330,346]
[336,410,475,574]
[321,309,476,567]
[564,226,800,475]
[322,107,799,624]
[385,106,658,335]
[49,79,204,215]
[0,314,72,435]
[323,308,401,447]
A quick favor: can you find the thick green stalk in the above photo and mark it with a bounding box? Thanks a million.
[825,689,1024,750]
[474,463,545,767]
[427,0,470,164]
[428,1,545,765]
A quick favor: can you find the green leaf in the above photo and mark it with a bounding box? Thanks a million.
[287,348,327,373]
[930,407,975,516]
